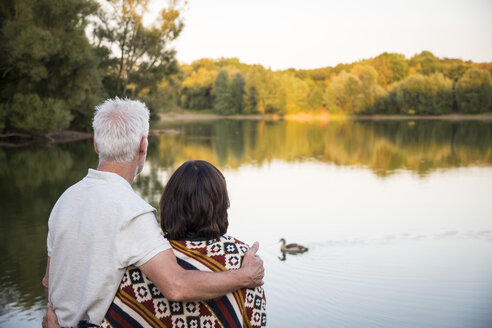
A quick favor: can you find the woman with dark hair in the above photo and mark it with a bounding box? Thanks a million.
[100,160,267,328]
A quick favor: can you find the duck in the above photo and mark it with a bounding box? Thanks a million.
[279,238,308,254]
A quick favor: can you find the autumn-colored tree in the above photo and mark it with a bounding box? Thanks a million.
[179,67,217,109]
[325,65,383,114]
[409,51,442,76]
[370,52,409,88]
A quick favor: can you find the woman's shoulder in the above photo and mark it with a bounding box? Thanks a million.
[169,235,250,255]
[219,235,250,255]
[168,235,249,271]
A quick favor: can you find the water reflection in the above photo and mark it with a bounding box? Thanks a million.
[1,119,491,327]
[153,119,492,175]
[0,141,97,321]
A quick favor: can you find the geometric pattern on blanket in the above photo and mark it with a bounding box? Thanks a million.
[100,235,267,328]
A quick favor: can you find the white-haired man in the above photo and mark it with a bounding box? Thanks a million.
[42,98,264,327]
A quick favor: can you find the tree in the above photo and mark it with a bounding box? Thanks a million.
[0,0,103,131]
[245,86,259,114]
[393,73,453,115]
[441,58,469,81]
[370,52,409,88]
[307,86,325,110]
[179,67,217,110]
[9,94,72,132]
[409,51,442,76]
[325,65,383,114]
[279,73,310,114]
[351,65,385,111]
[230,73,246,114]
[455,69,492,113]
[95,0,184,96]
[213,69,233,114]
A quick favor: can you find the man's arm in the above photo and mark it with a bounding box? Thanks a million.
[139,241,264,302]
[42,257,50,299]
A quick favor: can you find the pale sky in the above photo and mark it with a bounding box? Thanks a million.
[150,0,492,70]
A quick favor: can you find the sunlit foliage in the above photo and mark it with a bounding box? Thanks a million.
[168,52,491,116]
[325,65,384,114]
[369,52,409,88]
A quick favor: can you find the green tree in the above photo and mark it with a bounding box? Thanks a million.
[213,69,233,114]
[455,69,492,113]
[0,0,103,132]
[95,0,184,96]
[245,85,259,114]
[179,67,217,110]
[230,73,246,114]
[393,73,453,115]
[244,66,281,114]
[9,94,72,132]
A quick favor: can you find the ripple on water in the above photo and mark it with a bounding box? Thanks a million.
[264,237,492,328]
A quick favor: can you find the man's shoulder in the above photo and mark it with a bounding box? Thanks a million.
[80,174,151,207]
[50,177,88,209]
[52,174,155,222]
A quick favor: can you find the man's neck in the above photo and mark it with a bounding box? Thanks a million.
[97,161,137,185]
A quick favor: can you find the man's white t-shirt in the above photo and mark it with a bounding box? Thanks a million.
[47,169,171,327]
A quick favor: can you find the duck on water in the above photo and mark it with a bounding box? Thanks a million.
[279,238,308,254]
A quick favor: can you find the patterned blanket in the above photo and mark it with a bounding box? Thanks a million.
[100,235,267,328]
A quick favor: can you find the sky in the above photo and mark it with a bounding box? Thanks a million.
[148,0,492,70]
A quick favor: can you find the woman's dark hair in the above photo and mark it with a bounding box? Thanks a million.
[159,160,229,240]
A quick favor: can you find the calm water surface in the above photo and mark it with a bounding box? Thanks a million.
[1,119,492,327]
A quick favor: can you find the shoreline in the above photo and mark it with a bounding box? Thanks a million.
[1,113,491,146]
[158,113,277,121]
[159,112,492,122]
[0,130,93,147]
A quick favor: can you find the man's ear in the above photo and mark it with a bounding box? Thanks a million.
[139,136,147,155]
[93,137,98,154]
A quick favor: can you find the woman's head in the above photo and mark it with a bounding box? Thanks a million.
[160,160,229,240]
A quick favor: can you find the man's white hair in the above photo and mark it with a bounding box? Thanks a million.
[92,98,150,163]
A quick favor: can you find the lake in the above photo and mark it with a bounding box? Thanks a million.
[1,118,492,327]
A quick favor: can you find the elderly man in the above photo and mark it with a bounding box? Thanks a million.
[42,98,264,327]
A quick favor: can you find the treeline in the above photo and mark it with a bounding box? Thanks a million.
[166,53,492,116]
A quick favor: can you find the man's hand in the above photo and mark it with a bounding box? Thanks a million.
[42,304,60,328]
[140,242,265,302]
[241,241,264,288]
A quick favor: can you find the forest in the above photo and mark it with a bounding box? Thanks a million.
[1,0,492,133]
